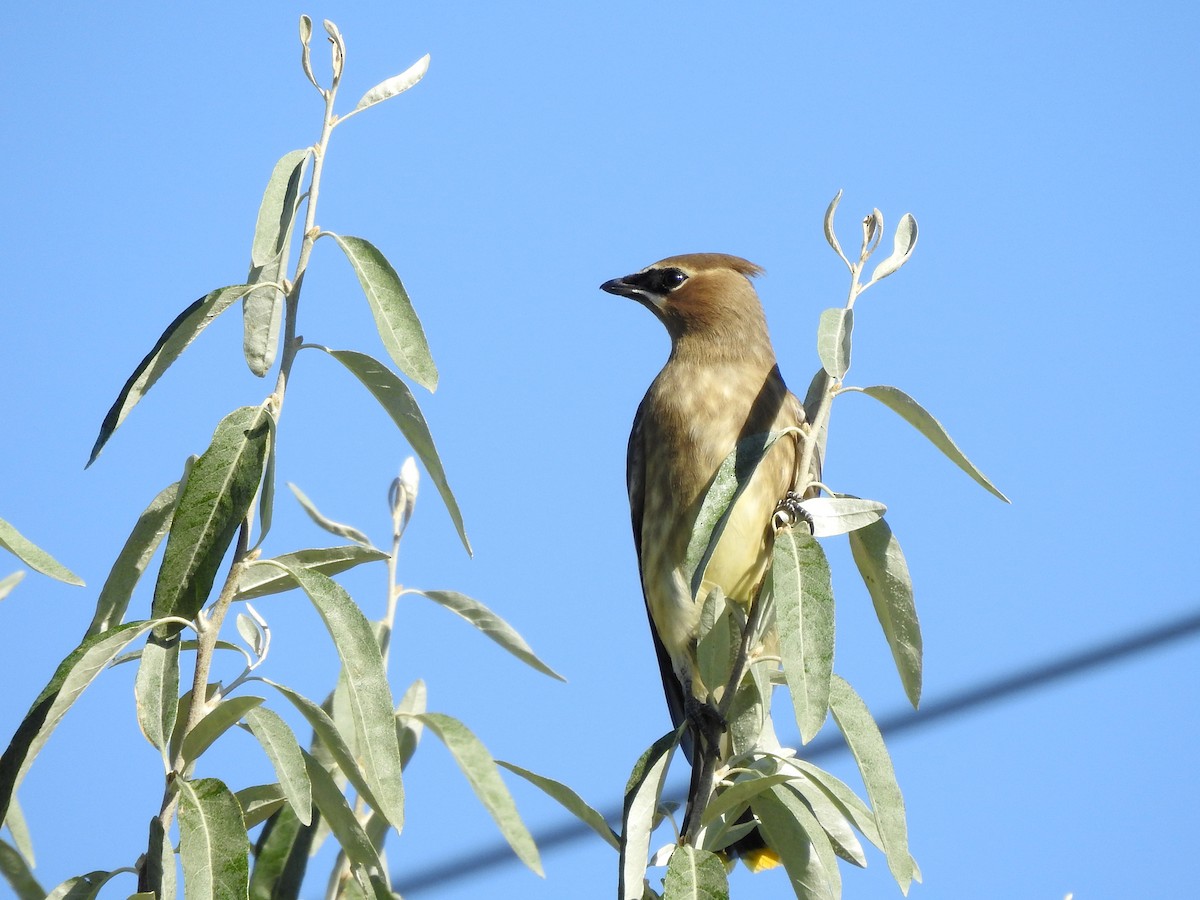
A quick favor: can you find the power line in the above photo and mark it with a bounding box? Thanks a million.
[392,606,1200,895]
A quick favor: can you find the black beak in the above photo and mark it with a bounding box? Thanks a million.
[600,275,640,298]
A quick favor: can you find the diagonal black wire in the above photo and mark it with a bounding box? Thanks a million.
[393,606,1200,895]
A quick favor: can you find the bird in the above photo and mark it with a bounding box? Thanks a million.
[602,252,816,870]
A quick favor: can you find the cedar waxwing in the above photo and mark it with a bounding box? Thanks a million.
[603,252,814,869]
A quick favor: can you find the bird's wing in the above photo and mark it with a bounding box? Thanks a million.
[627,398,691,758]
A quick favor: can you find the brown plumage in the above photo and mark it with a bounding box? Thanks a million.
[602,252,811,865]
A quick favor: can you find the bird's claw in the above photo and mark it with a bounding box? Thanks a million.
[773,490,813,533]
[685,695,727,750]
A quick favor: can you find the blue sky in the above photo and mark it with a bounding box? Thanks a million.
[2,2,1198,898]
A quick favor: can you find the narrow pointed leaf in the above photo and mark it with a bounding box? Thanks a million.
[772,527,835,743]
[241,286,285,377]
[236,545,388,600]
[858,386,1010,502]
[797,496,886,538]
[823,189,850,269]
[700,770,793,828]
[133,635,179,759]
[620,729,680,900]
[327,234,437,391]
[233,783,285,829]
[0,516,83,586]
[774,762,866,866]
[248,802,311,900]
[870,213,918,283]
[312,347,470,554]
[245,707,312,825]
[695,589,735,704]
[177,777,251,900]
[151,405,272,636]
[180,696,265,765]
[753,784,841,899]
[0,620,162,823]
[817,307,853,379]
[143,813,177,900]
[498,760,619,849]
[286,484,374,547]
[259,679,385,822]
[417,713,541,875]
[354,54,430,111]
[782,757,883,850]
[685,430,787,599]
[0,837,44,900]
[395,679,427,768]
[414,590,563,680]
[253,414,277,549]
[849,518,921,707]
[259,565,404,829]
[250,149,309,269]
[801,367,831,485]
[85,480,178,637]
[663,845,728,900]
[87,284,254,466]
[0,572,24,602]
[3,795,34,865]
[301,749,384,872]
[829,675,915,892]
[45,869,127,900]
[299,15,318,89]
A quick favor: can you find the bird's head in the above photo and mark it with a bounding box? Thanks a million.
[600,253,772,357]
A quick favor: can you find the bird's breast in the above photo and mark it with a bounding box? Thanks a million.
[636,361,797,661]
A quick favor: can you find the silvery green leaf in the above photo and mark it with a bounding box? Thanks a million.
[662,845,729,900]
[287,483,374,547]
[85,479,178,637]
[417,713,541,875]
[0,516,83,586]
[870,213,918,283]
[497,760,620,850]
[0,836,44,900]
[151,406,272,636]
[354,54,430,111]
[816,307,853,379]
[236,545,388,600]
[232,783,285,830]
[0,571,24,602]
[858,386,1010,502]
[299,15,318,88]
[772,527,834,743]
[413,590,563,680]
[180,696,265,765]
[849,518,921,707]
[262,565,405,830]
[177,777,251,900]
[823,190,850,269]
[0,620,166,824]
[87,285,254,466]
[311,347,470,554]
[829,675,916,892]
[797,496,886,537]
[753,784,841,899]
[245,707,312,826]
[620,730,681,900]
[326,234,437,391]
[133,635,179,760]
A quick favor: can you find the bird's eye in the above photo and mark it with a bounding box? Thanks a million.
[658,268,688,292]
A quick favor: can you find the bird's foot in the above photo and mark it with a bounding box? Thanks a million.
[773,490,813,533]
[685,695,727,751]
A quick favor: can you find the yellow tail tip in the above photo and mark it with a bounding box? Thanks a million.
[740,847,782,873]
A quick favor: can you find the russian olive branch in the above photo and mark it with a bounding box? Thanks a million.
[152,21,347,836]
